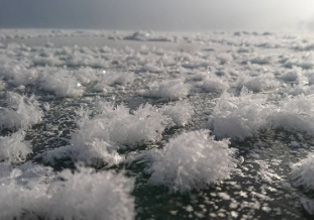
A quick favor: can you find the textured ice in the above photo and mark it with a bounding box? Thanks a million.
[0,92,43,129]
[144,130,235,192]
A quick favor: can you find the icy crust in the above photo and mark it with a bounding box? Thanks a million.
[0,92,43,129]
[43,102,170,166]
[144,130,235,193]
[290,153,314,190]
[145,79,190,100]
[208,87,271,140]
[0,131,31,164]
[0,164,135,220]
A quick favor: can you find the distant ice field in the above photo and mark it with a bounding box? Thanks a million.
[1,29,314,219]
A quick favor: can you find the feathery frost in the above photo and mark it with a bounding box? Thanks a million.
[144,130,235,192]
[43,102,170,166]
[161,101,194,126]
[0,131,31,163]
[146,79,190,100]
[0,163,135,220]
[208,87,271,140]
[0,92,43,129]
[291,153,314,190]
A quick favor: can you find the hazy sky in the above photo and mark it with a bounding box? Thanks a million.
[1,0,314,31]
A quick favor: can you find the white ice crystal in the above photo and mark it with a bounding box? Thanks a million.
[269,94,314,134]
[300,197,314,215]
[44,102,170,166]
[161,101,194,126]
[83,102,170,147]
[250,55,273,65]
[0,79,5,91]
[201,74,229,94]
[47,167,135,220]
[0,164,135,220]
[0,131,31,163]
[209,87,271,140]
[291,153,314,190]
[145,130,235,192]
[94,71,135,92]
[146,79,190,100]
[237,73,279,92]
[0,92,43,129]
[39,68,84,97]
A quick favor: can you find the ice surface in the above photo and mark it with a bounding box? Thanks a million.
[1,29,314,219]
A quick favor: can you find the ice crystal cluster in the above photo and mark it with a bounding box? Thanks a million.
[144,130,235,192]
[0,164,135,220]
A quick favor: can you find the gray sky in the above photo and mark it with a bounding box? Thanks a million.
[1,0,314,31]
